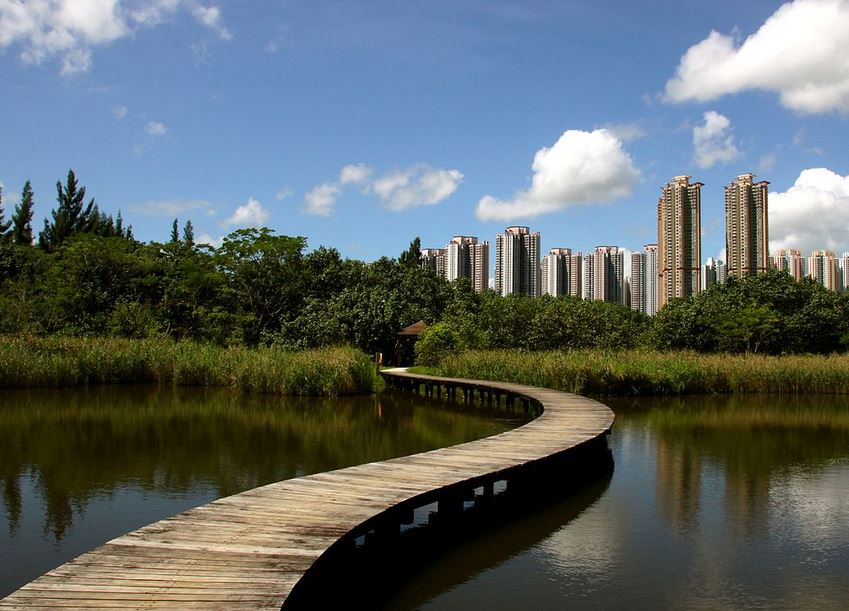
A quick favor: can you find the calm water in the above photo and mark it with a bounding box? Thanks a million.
[383,394,849,610]
[0,386,525,598]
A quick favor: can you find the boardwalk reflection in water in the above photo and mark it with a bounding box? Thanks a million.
[386,394,849,611]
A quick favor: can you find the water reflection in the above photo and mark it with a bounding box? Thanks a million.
[393,394,849,611]
[0,386,526,597]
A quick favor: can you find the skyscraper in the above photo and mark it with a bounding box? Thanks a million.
[494,226,540,296]
[702,257,727,290]
[581,255,594,300]
[770,248,804,281]
[658,175,702,309]
[570,252,583,298]
[630,244,659,315]
[725,173,769,278]
[541,248,571,297]
[842,253,849,293]
[444,236,489,293]
[808,250,840,291]
[593,245,625,304]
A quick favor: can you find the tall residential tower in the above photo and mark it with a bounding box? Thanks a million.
[725,173,769,278]
[494,226,541,296]
[658,175,702,309]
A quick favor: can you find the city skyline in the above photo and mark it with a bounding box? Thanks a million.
[0,1,847,266]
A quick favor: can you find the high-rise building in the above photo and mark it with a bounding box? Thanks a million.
[725,173,769,278]
[541,248,571,297]
[770,248,804,281]
[444,236,488,293]
[808,250,840,291]
[582,255,594,301]
[494,226,540,296]
[658,175,702,309]
[842,253,849,293]
[419,248,446,277]
[702,257,727,290]
[593,245,625,304]
[570,252,583,298]
[630,244,659,315]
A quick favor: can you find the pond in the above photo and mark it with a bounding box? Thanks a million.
[381,394,849,610]
[0,385,526,598]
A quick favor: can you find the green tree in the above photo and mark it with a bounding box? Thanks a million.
[0,185,11,240]
[38,170,97,251]
[182,219,195,247]
[11,180,35,245]
[170,218,180,243]
[399,236,421,267]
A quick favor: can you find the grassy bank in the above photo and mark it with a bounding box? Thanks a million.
[0,336,376,396]
[431,349,849,396]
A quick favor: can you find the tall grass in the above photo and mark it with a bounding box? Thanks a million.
[0,336,376,396]
[435,349,849,396]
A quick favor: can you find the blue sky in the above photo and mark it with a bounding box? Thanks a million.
[1,0,848,265]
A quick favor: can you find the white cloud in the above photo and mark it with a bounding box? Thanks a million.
[145,120,167,136]
[223,197,269,228]
[190,4,231,40]
[112,104,127,120]
[600,121,646,142]
[129,199,214,217]
[196,233,223,248]
[769,168,849,255]
[275,187,292,201]
[0,0,231,75]
[303,183,341,217]
[373,165,463,211]
[475,129,639,221]
[664,0,849,114]
[692,111,741,169]
[339,163,373,186]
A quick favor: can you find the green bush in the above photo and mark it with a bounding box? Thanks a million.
[414,323,464,366]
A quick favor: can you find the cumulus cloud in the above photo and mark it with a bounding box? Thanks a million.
[275,187,292,201]
[769,168,849,255]
[664,0,849,113]
[145,120,168,136]
[223,197,269,227]
[475,129,639,221]
[303,183,341,217]
[372,165,463,211]
[339,163,373,186]
[692,111,741,169]
[196,233,224,248]
[129,198,214,217]
[0,0,231,75]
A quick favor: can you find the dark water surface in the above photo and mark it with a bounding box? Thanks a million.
[0,386,525,598]
[382,394,849,611]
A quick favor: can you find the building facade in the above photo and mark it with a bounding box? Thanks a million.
[444,236,489,293]
[570,252,583,298]
[702,257,728,290]
[494,226,541,296]
[593,245,625,304]
[541,248,572,297]
[419,248,446,277]
[769,248,805,281]
[725,173,769,278]
[630,244,659,315]
[808,250,840,291]
[658,175,702,309]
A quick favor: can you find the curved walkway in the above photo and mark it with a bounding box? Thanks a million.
[1,369,614,610]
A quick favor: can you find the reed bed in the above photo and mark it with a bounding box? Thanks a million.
[435,349,849,396]
[0,336,376,396]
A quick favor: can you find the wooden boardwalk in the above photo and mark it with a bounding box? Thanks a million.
[1,369,614,610]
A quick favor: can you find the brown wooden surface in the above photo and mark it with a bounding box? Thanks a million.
[1,369,614,610]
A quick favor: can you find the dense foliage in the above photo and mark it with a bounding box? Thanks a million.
[2,170,848,363]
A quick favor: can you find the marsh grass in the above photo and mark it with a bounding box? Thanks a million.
[435,349,849,396]
[0,336,376,396]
